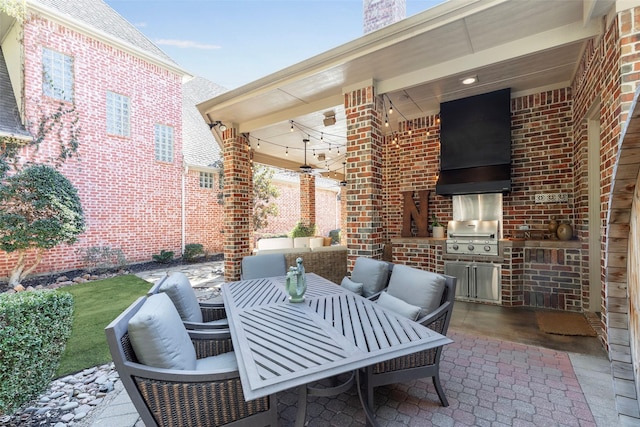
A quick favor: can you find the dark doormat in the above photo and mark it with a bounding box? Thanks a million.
[535,311,597,336]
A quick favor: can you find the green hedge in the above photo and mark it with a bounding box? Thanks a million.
[0,290,74,415]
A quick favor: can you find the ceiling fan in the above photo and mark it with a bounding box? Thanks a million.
[299,139,329,176]
[339,161,347,187]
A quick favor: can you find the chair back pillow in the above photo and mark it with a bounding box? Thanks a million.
[340,277,363,295]
[352,257,390,298]
[159,272,203,323]
[128,293,197,370]
[376,291,421,320]
[241,254,286,279]
[387,265,445,318]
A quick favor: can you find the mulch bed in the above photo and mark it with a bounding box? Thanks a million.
[0,253,224,294]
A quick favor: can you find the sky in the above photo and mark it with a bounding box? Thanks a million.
[104,0,445,90]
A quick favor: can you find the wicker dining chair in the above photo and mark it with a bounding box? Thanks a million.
[105,294,278,427]
[147,272,228,329]
[362,267,457,408]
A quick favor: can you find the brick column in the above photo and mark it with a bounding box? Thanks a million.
[340,187,347,245]
[222,127,252,281]
[300,173,316,229]
[344,84,385,265]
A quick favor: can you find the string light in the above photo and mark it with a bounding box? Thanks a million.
[383,93,418,139]
[257,139,260,149]
[285,147,289,156]
[290,121,294,132]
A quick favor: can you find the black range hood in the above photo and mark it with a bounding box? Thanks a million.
[436,88,512,196]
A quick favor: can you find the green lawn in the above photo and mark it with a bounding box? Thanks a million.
[55,275,152,377]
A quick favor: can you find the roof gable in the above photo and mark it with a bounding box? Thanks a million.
[32,0,178,68]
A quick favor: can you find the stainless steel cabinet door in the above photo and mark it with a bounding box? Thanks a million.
[445,262,500,303]
[473,263,501,302]
[445,262,470,298]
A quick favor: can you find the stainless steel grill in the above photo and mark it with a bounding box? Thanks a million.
[446,220,499,256]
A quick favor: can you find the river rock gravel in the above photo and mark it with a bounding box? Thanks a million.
[0,364,119,426]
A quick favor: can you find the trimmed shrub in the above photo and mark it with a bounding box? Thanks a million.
[0,290,74,414]
[152,250,174,264]
[183,243,206,263]
[289,222,317,238]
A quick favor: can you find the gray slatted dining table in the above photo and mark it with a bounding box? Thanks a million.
[222,273,452,426]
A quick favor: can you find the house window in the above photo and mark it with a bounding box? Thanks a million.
[106,91,130,136]
[154,124,174,162]
[42,48,73,101]
[200,171,214,188]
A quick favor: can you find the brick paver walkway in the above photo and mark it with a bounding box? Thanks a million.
[275,331,596,426]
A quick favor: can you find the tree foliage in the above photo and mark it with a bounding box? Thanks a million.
[0,0,26,21]
[252,165,280,231]
[0,165,85,286]
[213,160,280,232]
[0,100,80,180]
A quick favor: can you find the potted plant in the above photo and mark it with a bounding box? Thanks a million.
[431,214,445,238]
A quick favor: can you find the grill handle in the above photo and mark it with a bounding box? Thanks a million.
[448,232,495,239]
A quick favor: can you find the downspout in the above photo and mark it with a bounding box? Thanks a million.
[181,159,187,255]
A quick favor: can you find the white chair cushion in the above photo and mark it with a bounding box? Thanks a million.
[376,291,421,320]
[340,277,363,295]
[387,265,445,318]
[293,236,311,248]
[309,237,325,249]
[159,272,203,323]
[257,237,293,251]
[352,257,390,298]
[195,351,238,372]
[257,247,311,254]
[128,293,197,370]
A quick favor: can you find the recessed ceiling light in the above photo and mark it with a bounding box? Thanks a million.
[461,76,478,85]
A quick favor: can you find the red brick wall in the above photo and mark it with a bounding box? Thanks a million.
[184,169,224,254]
[571,13,623,345]
[382,116,448,239]
[259,181,300,236]
[522,244,583,311]
[0,16,184,278]
[384,90,580,309]
[255,180,340,239]
[505,89,574,234]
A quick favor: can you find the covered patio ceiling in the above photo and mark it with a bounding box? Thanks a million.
[197,0,610,180]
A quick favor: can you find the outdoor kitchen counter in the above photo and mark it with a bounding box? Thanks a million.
[390,237,581,264]
[501,239,582,249]
[390,237,584,309]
